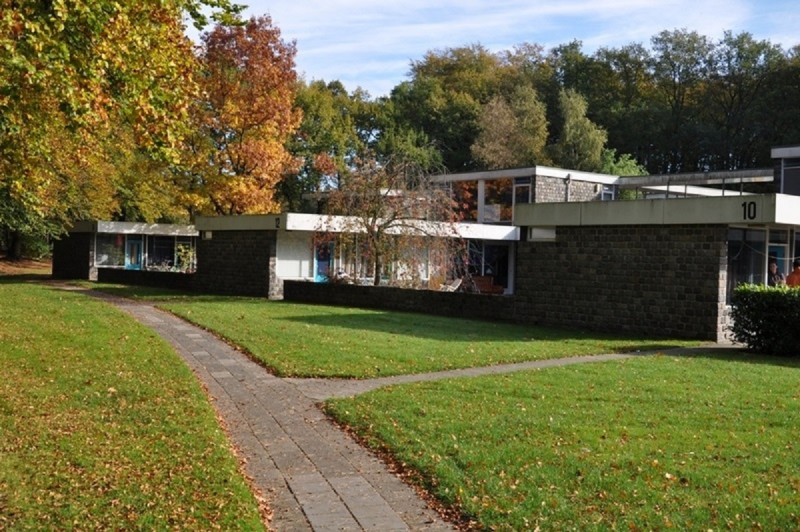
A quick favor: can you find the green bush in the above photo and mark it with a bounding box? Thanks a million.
[730,284,800,355]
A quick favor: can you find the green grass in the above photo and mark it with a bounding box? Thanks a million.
[0,279,264,529]
[325,354,800,530]
[91,288,694,379]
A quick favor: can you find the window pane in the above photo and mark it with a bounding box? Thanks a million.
[146,236,175,270]
[96,234,124,267]
[727,228,765,302]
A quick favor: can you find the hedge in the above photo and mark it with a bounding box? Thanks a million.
[729,284,800,356]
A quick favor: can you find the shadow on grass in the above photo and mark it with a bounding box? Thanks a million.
[667,346,800,370]
[0,273,53,283]
[270,303,699,351]
[19,278,763,357]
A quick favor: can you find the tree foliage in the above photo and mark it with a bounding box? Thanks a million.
[548,89,608,171]
[0,0,241,257]
[471,86,549,169]
[280,80,370,210]
[184,16,301,215]
[385,29,799,177]
[321,154,459,286]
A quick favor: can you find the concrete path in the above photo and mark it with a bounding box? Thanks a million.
[79,289,740,531]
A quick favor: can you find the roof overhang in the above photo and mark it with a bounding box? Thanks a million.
[772,145,800,159]
[514,194,800,227]
[69,221,198,236]
[431,165,618,185]
[195,214,282,231]
[617,168,773,188]
[196,213,519,241]
[640,185,755,197]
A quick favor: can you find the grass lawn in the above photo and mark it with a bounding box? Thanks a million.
[325,354,800,530]
[0,278,264,529]
[82,284,700,379]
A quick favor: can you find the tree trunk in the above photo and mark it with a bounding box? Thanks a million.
[373,253,381,286]
[6,230,23,261]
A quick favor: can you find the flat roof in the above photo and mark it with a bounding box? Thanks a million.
[617,168,773,188]
[772,145,800,159]
[69,221,198,236]
[196,213,520,241]
[431,165,619,185]
[514,194,800,227]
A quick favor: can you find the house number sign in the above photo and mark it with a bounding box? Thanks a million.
[741,201,757,220]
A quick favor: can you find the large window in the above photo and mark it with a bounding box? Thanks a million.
[95,234,125,267]
[96,233,196,272]
[484,178,513,223]
[147,236,176,270]
[453,181,478,222]
[145,235,196,272]
[727,228,765,302]
[466,241,510,289]
[780,158,800,196]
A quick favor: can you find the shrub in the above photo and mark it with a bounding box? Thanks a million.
[729,284,800,355]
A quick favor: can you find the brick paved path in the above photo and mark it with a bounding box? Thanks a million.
[83,289,738,531]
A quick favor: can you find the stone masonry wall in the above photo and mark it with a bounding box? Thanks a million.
[284,281,517,323]
[283,224,728,340]
[535,176,600,203]
[515,224,728,340]
[194,230,278,297]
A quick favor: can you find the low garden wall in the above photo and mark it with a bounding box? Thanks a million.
[283,280,518,323]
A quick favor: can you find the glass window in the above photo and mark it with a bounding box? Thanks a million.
[147,236,176,270]
[452,181,478,222]
[794,229,800,264]
[484,178,513,223]
[727,228,766,302]
[781,158,800,196]
[175,237,195,272]
[95,234,125,267]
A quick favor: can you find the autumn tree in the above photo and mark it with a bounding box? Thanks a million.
[183,16,302,215]
[0,0,242,258]
[471,86,550,169]
[321,154,459,287]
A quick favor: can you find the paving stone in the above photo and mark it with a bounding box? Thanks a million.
[81,289,735,531]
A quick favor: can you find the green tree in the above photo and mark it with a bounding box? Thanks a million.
[390,44,509,171]
[700,31,786,169]
[648,29,713,172]
[548,89,607,171]
[471,86,550,169]
[281,80,369,210]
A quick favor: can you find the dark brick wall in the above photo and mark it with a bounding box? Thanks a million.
[52,233,94,280]
[283,224,728,340]
[515,224,728,340]
[284,281,517,322]
[194,230,278,297]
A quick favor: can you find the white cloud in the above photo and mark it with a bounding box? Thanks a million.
[224,0,799,97]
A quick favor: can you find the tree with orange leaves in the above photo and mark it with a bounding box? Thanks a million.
[182,16,302,216]
[0,0,243,259]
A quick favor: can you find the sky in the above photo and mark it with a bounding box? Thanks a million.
[196,0,799,98]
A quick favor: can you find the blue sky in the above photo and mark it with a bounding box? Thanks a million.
[201,0,799,98]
